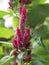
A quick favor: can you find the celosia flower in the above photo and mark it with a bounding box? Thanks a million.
[12,4,31,62]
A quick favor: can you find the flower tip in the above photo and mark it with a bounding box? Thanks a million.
[23,56,31,62]
[13,50,18,56]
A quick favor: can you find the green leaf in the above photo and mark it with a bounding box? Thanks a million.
[27,4,49,28]
[0,11,8,18]
[0,41,12,48]
[33,42,49,65]
[0,46,4,55]
[0,55,15,65]
[0,27,14,39]
[17,52,24,60]
[30,61,44,65]
[33,25,49,39]
[0,56,9,65]
[13,17,19,29]
[31,54,46,62]
[33,0,46,4]
[0,18,5,27]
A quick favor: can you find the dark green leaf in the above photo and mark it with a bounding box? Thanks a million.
[30,61,44,65]
[31,54,46,62]
[33,25,49,39]
[27,4,49,28]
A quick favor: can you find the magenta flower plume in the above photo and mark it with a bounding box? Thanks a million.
[12,5,31,62]
[19,5,27,35]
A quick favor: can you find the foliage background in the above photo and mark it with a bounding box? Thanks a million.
[0,0,49,65]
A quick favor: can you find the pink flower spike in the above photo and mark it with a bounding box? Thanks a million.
[12,39,17,48]
[16,28,22,40]
[23,27,30,43]
[19,5,27,19]
[19,5,27,35]
[22,5,26,15]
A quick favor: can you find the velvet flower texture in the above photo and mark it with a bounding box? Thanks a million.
[12,5,31,62]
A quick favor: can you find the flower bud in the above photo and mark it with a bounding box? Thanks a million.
[26,42,30,49]
[12,50,18,56]
[23,56,31,62]
[27,50,31,55]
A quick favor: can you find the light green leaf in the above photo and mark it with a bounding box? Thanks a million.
[0,46,4,55]
[13,17,19,29]
[0,27,14,39]
[33,0,46,4]
[0,41,12,48]
[0,18,5,27]
[0,11,8,18]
